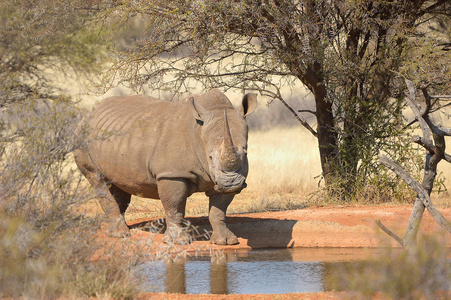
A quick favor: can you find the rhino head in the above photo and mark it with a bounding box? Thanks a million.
[190,93,257,194]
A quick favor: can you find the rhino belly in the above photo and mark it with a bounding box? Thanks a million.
[89,141,161,199]
[113,180,160,199]
[93,159,158,198]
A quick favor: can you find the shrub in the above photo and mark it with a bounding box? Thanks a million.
[327,235,450,299]
[0,96,142,298]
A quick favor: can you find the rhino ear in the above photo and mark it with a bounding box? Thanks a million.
[189,97,210,124]
[240,93,258,117]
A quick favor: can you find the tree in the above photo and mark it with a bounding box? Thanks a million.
[0,0,110,105]
[108,0,450,196]
[0,0,113,215]
[379,80,451,248]
[0,0,112,197]
[0,0,113,238]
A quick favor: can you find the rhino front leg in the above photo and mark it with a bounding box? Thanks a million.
[158,178,190,245]
[208,193,239,245]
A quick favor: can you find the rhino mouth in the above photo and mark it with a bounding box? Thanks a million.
[214,182,247,194]
[213,172,247,194]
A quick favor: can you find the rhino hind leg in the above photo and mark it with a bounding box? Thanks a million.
[157,178,190,245]
[208,194,239,245]
[79,168,131,237]
[74,150,131,237]
[104,184,132,237]
[89,181,130,238]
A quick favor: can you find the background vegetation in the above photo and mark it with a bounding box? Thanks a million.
[0,1,144,298]
[106,0,451,200]
[327,235,450,299]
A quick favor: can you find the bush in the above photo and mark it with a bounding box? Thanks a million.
[310,131,428,205]
[327,235,450,299]
[0,96,142,299]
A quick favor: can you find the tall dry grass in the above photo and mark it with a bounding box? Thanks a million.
[246,126,321,195]
[327,234,451,299]
[0,98,149,299]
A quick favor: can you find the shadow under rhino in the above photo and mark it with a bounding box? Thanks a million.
[130,216,298,249]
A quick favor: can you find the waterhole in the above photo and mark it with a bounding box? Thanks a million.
[136,247,385,294]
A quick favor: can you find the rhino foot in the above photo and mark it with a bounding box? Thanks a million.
[210,230,239,245]
[105,218,131,238]
[106,228,131,238]
[163,228,191,245]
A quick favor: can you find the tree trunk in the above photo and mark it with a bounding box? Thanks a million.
[298,64,338,185]
[313,84,337,185]
[403,198,425,248]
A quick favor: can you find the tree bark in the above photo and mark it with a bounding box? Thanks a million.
[298,62,337,185]
[315,90,337,185]
[403,198,425,249]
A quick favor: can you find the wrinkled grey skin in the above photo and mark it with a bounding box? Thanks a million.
[74,89,257,245]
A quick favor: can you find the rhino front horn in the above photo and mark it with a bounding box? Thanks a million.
[219,111,240,172]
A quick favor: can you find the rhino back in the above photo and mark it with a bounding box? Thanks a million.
[84,95,211,198]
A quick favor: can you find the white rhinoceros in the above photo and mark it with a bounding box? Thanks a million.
[74,89,257,245]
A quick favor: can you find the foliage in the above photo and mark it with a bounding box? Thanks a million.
[0,2,145,298]
[106,0,451,201]
[0,96,143,299]
[0,214,140,299]
[0,0,111,105]
[328,235,451,299]
[400,16,451,93]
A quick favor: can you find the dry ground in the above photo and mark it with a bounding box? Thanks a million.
[124,205,451,252]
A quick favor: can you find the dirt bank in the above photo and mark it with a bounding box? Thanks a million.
[129,205,451,250]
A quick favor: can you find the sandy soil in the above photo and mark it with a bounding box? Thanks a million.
[104,205,451,299]
[128,205,451,250]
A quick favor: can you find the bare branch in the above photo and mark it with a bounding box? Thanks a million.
[259,84,318,137]
[375,220,404,247]
[426,122,451,137]
[298,109,316,115]
[429,101,451,113]
[404,79,432,143]
[430,95,451,99]
[380,154,451,233]
[278,97,317,137]
[412,135,451,163]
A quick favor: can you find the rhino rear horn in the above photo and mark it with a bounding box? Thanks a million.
[219,111,240,172]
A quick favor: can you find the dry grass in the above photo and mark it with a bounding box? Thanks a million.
[228,126,322,214]
[246,126,321,195]
[328,234,451,299]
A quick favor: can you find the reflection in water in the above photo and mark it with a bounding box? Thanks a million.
[166,262,186,293]
[210,259,227,294]
[137,248,372,295]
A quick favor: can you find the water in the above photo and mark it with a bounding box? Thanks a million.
[136,248,379,294]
